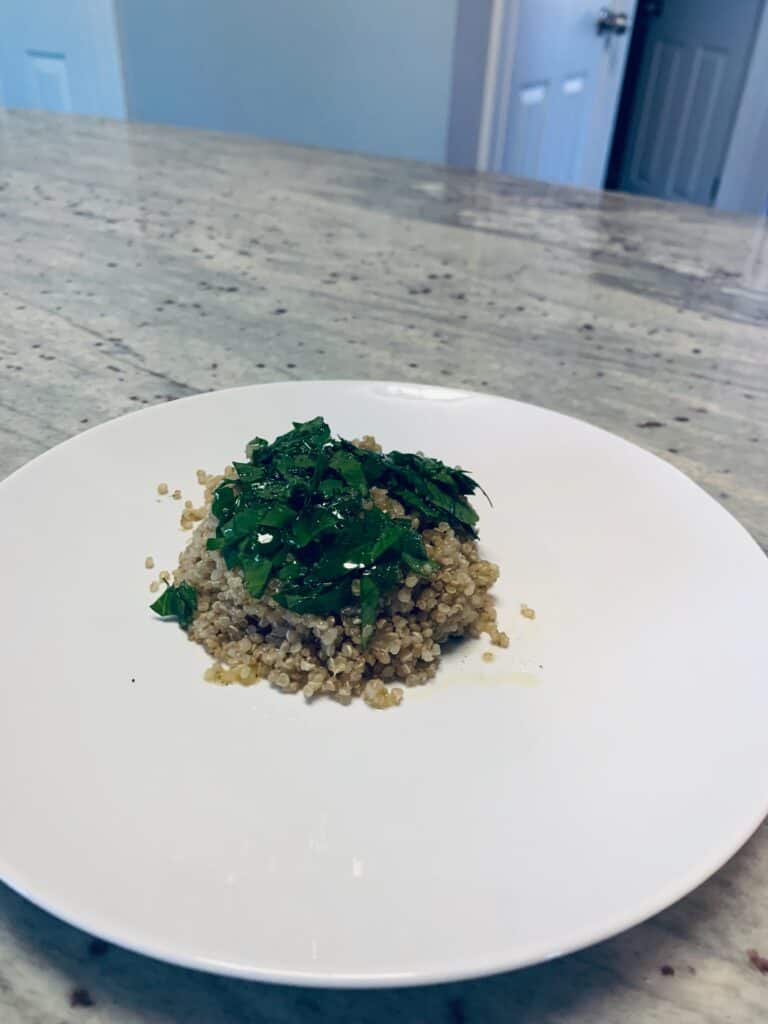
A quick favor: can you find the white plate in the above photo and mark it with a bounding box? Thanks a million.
[1,381,767,987]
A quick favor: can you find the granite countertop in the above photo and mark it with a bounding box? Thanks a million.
[1,108,766,1023]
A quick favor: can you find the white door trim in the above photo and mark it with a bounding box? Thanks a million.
[445,0,520,171]
[476,0,520,171]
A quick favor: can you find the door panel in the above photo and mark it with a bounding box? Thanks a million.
[673,48,725,197]
[619,0,762,204]
[0,1,124,118]
[496,0,634,188]
[26,50,73,113]
[631,40,683,185]
[505,83,549,179]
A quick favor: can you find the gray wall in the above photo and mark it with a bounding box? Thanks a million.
[718,1,768,215]
[446,0,493,169]
[116,0,458,163]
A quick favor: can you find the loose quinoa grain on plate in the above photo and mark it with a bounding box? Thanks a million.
[151,418,507,708]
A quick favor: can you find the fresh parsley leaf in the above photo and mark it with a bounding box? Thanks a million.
[402,551,437,576]
[211,482,236,523]
[196,417,489,626]
[232,461,265,484]
[292,507,338,548]
[245,436,268,460]
[329,450,368,494]
[241,556,273,598]
[275,579,354,616]
[369,559,403,593]
[150,581,198,629]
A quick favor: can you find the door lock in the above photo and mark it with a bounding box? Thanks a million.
[597,8,629,34]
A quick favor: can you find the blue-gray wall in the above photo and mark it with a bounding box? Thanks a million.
[116,0,458,163]
[717,0,768,215]
[446,0,492,169]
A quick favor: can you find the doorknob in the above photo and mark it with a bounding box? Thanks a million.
[596,8,629,34]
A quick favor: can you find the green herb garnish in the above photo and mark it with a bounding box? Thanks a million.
[150,581,198,629]
[152,418,488,646]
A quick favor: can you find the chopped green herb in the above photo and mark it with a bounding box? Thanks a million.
[241,556,273,598]
[245,435,268,460]
[150,581,198,629]
[329,449,368,494]
[275,578,354,616]
[210,483,236,523]
[154,418,489,647]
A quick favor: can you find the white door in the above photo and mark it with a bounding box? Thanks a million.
[618,0,763,204]
[0,1,124,118]
[490,1,635,187]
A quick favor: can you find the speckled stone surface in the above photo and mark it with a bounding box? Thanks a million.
[0,108,766,1023]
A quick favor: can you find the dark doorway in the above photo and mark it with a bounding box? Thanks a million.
[606,0,764,205]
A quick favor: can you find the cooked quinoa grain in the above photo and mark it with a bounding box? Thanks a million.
[172,507,505,709]
[180,504,207,531]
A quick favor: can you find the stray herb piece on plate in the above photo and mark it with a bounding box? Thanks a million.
[150,581,198,629]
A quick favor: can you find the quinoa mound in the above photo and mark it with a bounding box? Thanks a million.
[171,473,507,710]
